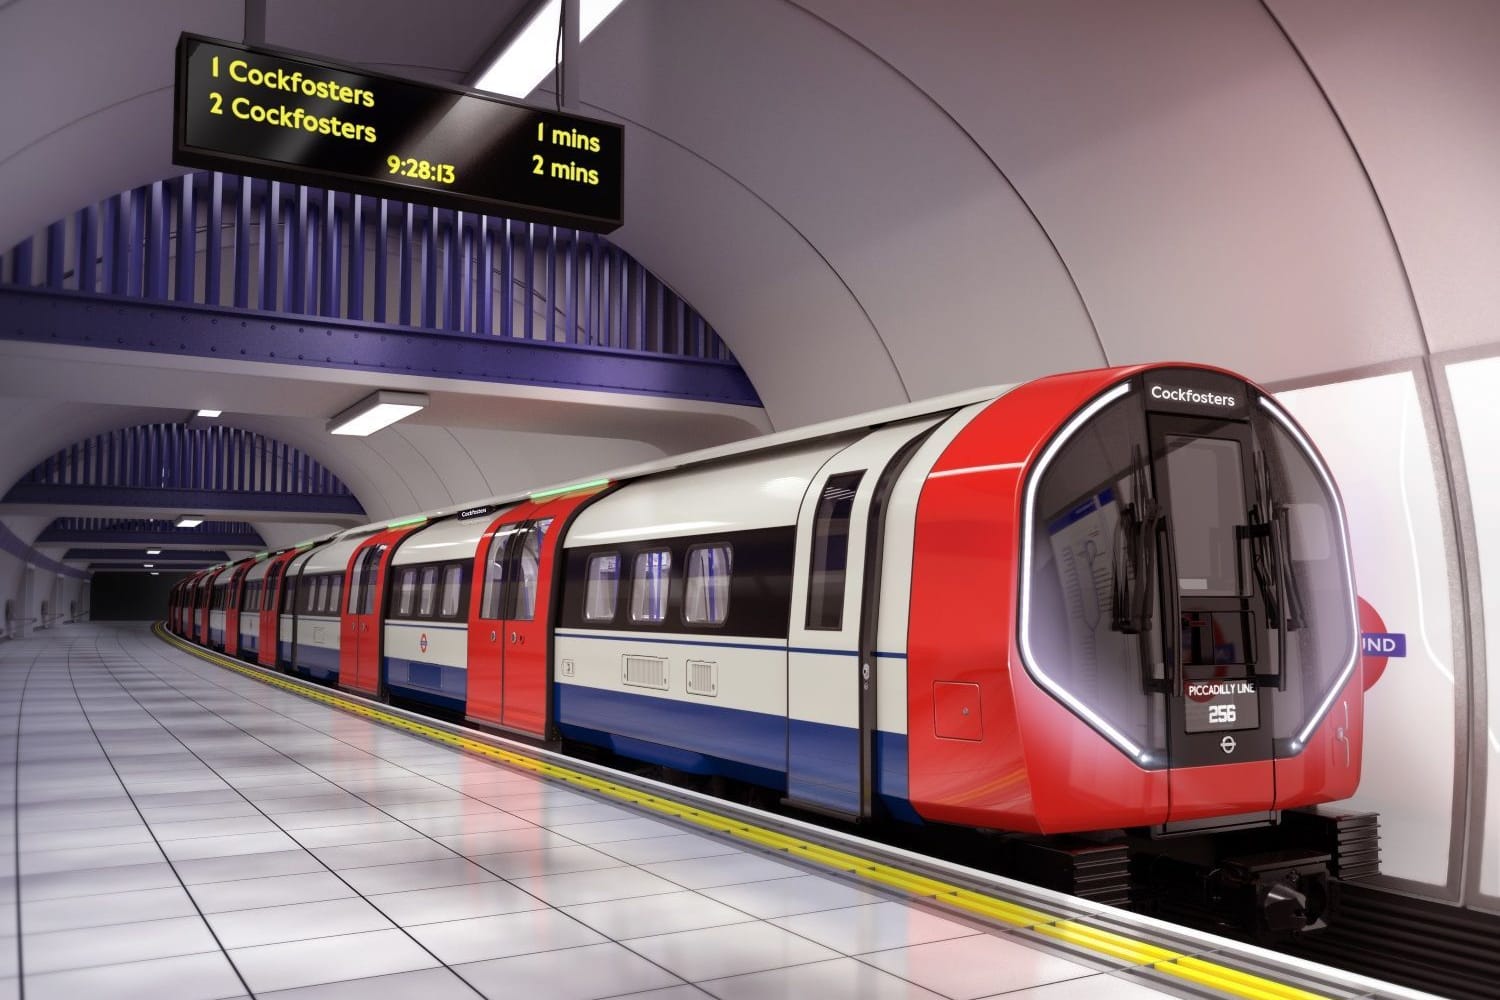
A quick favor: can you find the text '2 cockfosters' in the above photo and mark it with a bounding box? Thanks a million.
[173,33,623,233]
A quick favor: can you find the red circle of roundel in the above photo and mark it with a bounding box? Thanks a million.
[419,632,428,654]
[1357,596,1388,690]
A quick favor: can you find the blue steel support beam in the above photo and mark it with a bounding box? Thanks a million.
[0,286,761,406]
[37,528,265,548]
[64,549,231,562]
[3,483,364,516]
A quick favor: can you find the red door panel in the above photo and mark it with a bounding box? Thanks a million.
[341,525,423,696]
[259,552,298,669]
[467,513,528,727]
[224,563,252,658]
[466,489,602,737]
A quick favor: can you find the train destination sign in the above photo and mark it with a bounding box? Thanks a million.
[173,34,624,232]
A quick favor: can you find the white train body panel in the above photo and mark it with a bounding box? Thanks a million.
[565,439,855,546]
[383,620,469,704]
[239,557,271,649]
[554,630,788,717]
[302,534,363,575]
[394,514,505,566]
[872,399,995,737]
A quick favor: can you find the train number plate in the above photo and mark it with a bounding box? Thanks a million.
[1183,680,1259,733]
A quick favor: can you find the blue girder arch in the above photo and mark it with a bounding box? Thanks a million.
[3,423,366,520]
[0,171,760,407]
[37,518,267,549]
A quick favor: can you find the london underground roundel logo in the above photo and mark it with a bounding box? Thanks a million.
[419,632,428,653]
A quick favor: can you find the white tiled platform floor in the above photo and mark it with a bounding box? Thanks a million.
[0,624,1209,1000]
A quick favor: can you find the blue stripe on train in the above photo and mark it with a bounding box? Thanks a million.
[209,627,224,646]
[554,684,916,821]
[239,632,258,654]
[290,642,339,683]
[385,657,466,713]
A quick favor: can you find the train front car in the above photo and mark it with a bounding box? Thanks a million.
[908,363,1362,935]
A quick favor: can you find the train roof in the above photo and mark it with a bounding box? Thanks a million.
[274,382,1019,557]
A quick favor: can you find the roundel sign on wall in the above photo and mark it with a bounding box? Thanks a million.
[419,632,429,654]
[1357,596,1401,691]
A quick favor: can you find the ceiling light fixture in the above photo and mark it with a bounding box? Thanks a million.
[147,549,162,555]
[175,516,204,528]
[196,409,223,418]
[474,0,626,98]
[144,563,155,569]
[328,390,429,436]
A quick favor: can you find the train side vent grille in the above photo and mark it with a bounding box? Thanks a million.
[622,654,669,691]
[686,659,718,697]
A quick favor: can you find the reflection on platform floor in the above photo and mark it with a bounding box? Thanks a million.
[0,624,1203,999]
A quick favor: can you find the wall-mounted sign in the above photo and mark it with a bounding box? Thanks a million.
[174,33,624,232]
[1361,632,1407,658]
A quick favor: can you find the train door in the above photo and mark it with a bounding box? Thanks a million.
[258,552,296,669]
[223,563,251,658]
[1148,410,1277,824]
[468,489,600,737]
[341,525,421,696]
[197,569,221,644]
[785,422,940,818]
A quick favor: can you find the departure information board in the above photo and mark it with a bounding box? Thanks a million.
[174,34,623,232]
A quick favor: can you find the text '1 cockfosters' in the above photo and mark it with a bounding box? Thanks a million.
[173,33,624,233]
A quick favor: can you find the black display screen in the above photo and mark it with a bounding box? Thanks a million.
[1183,678,1260,733]
[173,34,623,232]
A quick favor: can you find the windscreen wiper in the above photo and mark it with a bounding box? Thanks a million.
[1111,445,1160,635]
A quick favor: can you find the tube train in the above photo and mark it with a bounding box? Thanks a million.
[168,363,1369,933]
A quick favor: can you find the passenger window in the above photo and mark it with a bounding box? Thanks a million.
[360,545,387,614]
[418,565,439,617]
[440,564,464,618]
[328,576,342,615]
[347,554,366,614]
[395,567,418,618]
[684,544,733,626]
[316,576,329,614]
[510,520,551,621]
[806,472,863,630]
[480,526,519,620]
[630,548,672,624]
[584,553,620,622]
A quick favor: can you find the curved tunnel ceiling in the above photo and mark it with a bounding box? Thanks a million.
[2,0,1497,428]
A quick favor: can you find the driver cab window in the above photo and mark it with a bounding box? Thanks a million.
[1024,389,1163,754]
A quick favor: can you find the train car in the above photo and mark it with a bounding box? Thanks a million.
[256,548,301,669]
[219,559,254,657]
[284,538,352,683]
[235,556,270,660]
[382,514,487,713]
[166,362,1363,933]
[194,566,224,646]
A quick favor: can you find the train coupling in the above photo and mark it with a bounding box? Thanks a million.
[1210,849,1333,936]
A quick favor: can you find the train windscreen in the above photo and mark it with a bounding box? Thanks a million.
[1020,375,1357,765]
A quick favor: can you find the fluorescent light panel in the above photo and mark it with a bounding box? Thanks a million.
[175,516,204,528]
[196,409,223,418]
[146,549,162,555]
[328,391,429,436]
[474,0,626,98]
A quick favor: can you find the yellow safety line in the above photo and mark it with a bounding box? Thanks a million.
[153,623,1330,1000]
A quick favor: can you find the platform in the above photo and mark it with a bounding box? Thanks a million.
[0,624,1426,1000]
